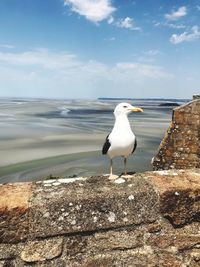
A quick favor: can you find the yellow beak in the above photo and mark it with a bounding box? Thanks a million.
[132,107,143,112]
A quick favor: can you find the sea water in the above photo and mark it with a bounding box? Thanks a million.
[0,98,189,183]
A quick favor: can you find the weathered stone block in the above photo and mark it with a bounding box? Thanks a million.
[29,176,159,238]
[88,228,144,252]
[1,170,200,266]
[0,183,33,243]
[146,169,200,226]
[21,237,63,263]
[68,248,183,267]
[148,234,200,251]
[152,98,200,170]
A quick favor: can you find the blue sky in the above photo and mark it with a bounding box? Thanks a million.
[0,0,199,99]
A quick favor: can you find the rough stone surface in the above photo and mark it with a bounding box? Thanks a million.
[29,175,159,238]
[0,171,200,266]
[146,169,200,226]
[152,98,200,170]
[0,244,21,260]
[0,182,33,243]
[21,237,63,262]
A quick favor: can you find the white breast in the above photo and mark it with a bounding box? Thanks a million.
[107,115,136,159]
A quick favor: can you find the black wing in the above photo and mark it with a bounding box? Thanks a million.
[102,134,111,155]
[132,138,137,154]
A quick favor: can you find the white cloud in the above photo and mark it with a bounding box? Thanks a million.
[117,17,133,29]
[165,6,187,21]
[116,17,141,31]
[63,0,116,23]
[170,25,200,44]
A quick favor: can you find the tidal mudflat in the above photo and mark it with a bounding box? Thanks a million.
[0,98,189,183]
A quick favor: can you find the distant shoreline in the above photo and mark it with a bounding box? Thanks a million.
[98,97,190,102]
[0,96,191,102]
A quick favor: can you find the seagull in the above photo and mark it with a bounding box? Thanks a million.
[102,102,143,179]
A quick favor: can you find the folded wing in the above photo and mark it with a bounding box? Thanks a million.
[102,134,111,155]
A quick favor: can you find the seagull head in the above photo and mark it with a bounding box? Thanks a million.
[114,102,143,117]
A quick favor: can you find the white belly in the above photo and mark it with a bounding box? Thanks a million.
[108,131,135,159]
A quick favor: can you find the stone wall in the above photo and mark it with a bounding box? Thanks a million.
[152,96,200,170]
[1,170,200,267]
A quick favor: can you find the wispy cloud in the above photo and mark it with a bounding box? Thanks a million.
[0,49,170,78]
[138,50,162,63]
[0,49,172,98]
[107,16,114,24]
[115,17,140,31]
[0,48,79,69]
[166,23,186,29]
[165,6,187,21]
[116,17,133,29]
[154,21,186,30]
[170,25,200,44]
[144,50,161,56]
[0,44,15,49]
[63,0,116,23]
[104,36,116,42]
[116,62,172,79]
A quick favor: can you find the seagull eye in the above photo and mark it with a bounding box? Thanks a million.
[123,105,128,108]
